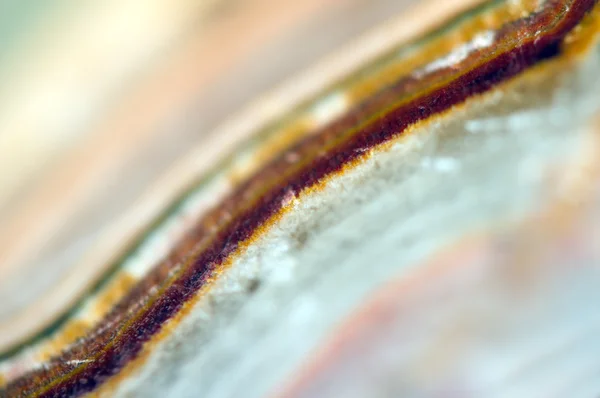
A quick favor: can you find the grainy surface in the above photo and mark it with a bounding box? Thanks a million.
[1,0,600,397]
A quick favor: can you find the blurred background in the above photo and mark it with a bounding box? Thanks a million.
[4,3,600,397]
[0,0,417,351]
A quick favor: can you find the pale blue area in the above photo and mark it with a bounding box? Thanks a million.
[0,0,61,64]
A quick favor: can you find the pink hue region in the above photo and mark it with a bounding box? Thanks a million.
[276,157,600,398]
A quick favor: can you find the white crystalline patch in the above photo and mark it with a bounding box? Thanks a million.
[310,92,349,125]
[421,157,461,173]
[418,30,496,76]
[280,189,297,208]
[64,359,94,366]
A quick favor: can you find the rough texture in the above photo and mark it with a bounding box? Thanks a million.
[2,0,600,396]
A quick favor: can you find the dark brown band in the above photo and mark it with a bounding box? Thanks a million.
[5,0,597,396]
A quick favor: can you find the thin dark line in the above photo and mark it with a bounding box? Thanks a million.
[4,0,596,396]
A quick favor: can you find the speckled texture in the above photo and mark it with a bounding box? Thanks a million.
[2,0,599,396]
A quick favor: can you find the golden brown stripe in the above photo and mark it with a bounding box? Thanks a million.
[3,0,598,396]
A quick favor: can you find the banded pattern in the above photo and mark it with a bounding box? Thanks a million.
[2,0,600,396]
